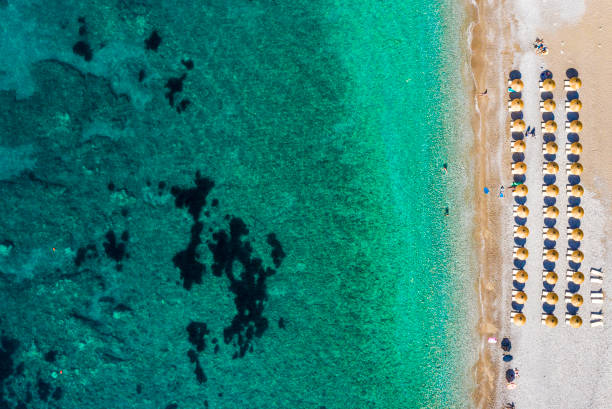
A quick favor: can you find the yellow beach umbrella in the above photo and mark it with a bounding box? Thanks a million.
[513,313,526,326]
[510,79,524,92]
[515,291,528,304]
[568,77,582,90]
[513,162,527,174]
[545,272,559,285]
[570,228,584,241]
[545,141,558,154]
[570,206,584,219]
[569,315,582,328]
[542,99,556,112]
[570,294,584,307]
[515,225,530,238]
[542,78,556,91]
[570,142,583,154]
[515,270,529,283]
[512,140,526,152]
[512,119,526,132]
[545,162,559,174]
[569,163,583,175]
[544,120,558,133]
[569,120,583,132]
[514,184,528,197]
[544,314,558,328]
[570,185,584,197]
[545,227,559,240]
[545,291,559,304]
[568,99,582,112]
[544,185,559,197]
[545,249,559,262]
[571,271,585,284]
[545,206,559,219]
[516,247,529,260]
[516,205,529,218]
[570,250,584,263]
[510,99,524,111]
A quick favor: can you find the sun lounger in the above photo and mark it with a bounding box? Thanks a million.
[565,313,574,320]
[590,267,604,277]
[565,122,572,131]
[591,290,604,298]
[564,79,574,90]
[591,311,603,320]
[510,311,520,323]
[565,290,574,299]
[566,271,574,281]
[592,298,604,304]
[591,320,604,327]
[541,290,552,301]
[538,81,548,89]
[591,277,603,284]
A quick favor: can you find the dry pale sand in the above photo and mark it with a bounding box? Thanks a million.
[469,0,612,408]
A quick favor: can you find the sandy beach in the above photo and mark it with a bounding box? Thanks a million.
[470,0,612,408]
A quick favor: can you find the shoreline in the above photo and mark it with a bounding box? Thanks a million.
[467,0,511,407]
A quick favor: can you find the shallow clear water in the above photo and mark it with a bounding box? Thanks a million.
[0,0,476,408]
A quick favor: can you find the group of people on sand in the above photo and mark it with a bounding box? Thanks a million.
[534,37,549,55]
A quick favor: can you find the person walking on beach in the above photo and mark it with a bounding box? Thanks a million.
[479,89,488,96]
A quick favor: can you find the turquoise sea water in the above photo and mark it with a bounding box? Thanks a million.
[0,0,476,408]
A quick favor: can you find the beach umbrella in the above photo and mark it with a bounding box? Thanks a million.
[515,247,529,260]
[570,294,584,307]
[544,314,558,328]
[570,206,584,219]
[568,99,582,112]
[501,337,511,351]
[516,205,529,218]
[545,291,559,304]
[545,272,559,285]
[570,228,584,241]
[506,369,516,382]
[568,77,582,90]
[571,271,585,284]
[512,162,527,174]
[570,250,584,263]
[569,315,583,328]
[512,313,526,326]
[510,79,524,92]
[544,206,559,219]
[545,141,558,154]
[514,184,528,197]
[512,140,526,152]
[503,354,513,362]
[544,185,559,197]
[545,227,560,240]
[545,162,559,174]
[515,291,528,304]
[512,119,526,132]
[569,120,583,132]
[542,78,556,91]
[569,163,583,175]
[570,185,584,197]
[510,99,524,111]
[543,120,557,133]
[545,249,559,262]
[515,270,529,283]
[542,99,556,112]
[515,226,529,238]
[570,142,583,154]
[516,247,529,260]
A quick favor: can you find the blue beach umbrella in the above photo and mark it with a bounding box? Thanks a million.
[484,187,490,194]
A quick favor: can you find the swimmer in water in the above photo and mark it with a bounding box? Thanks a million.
[442,163,448,173]
[445,207,449,216]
